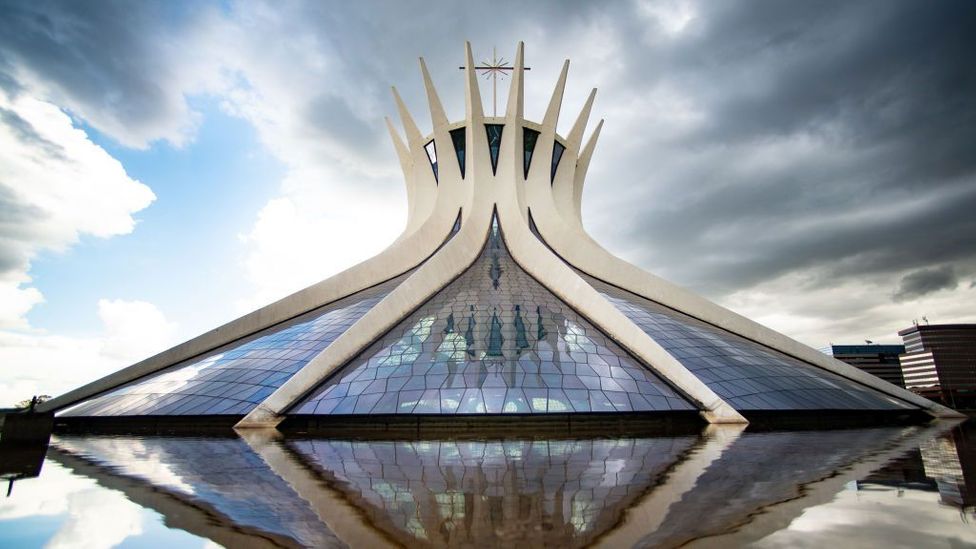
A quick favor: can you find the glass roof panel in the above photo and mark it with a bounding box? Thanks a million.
[582,275,914,411]
[59,275,407,417]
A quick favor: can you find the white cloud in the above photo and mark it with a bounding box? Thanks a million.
[753,484,975,548]
[0,298,177,407]
[45,486,144,549]
[98,299,178,361]
[235,175,405,311]
[0,461,87,520]
[722,269,976,347]
[174,8,411,309]
[0,89,155,329]
[0,460,145,549]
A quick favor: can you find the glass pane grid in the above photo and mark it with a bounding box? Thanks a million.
[60,275,406,417]
[293,220,694,416]
[582,275,912,411]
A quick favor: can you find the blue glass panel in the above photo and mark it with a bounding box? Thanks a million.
[450,127,466,178]
[292,217,694,415]
[59,275,406,417]
[485,124,503,175]
[582,275,913,411]
[551,140,566,184]
[523,127,539,179]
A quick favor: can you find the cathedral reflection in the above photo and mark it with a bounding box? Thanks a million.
[31,422,970,548]
[287,437,698,547]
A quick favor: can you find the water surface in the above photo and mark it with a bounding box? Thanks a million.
[2,422,973,547]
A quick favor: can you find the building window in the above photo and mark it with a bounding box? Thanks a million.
[551,141,566,184]
[523,128,539,179]
[449,127,466,178]
[485,124,504,175]
[424,140,438,182]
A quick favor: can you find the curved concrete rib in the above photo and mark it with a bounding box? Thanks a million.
[527,64,961,420]
[40,69,463,416]
[236,41,494,428]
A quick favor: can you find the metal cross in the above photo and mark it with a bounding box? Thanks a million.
[459,47,531,116]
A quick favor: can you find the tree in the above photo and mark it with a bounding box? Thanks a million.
[14,395,51,411]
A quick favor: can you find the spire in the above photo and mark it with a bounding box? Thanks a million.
[384,116,412,175]
[573,119,603,210]
[567,88,596,152]
[504,41,525,121]
[542,60,569,131]
[463,41,484,122]
[419,57,449,129]
[391,86,422,146]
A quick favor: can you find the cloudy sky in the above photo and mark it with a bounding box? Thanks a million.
[1,0,974,406]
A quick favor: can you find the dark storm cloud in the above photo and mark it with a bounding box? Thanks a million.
[894,266,959,302]
[604,0,976,298]
[0,0,195,147]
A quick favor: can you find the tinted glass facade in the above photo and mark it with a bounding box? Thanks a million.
[59,276,405,417]
[583,275,912,412]
[899,324,976,408]
[830,344,906,388]
[292,220,694,415]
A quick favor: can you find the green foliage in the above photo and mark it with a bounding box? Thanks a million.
[14,395,51,410]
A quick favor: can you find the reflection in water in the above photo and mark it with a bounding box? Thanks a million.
[289,436,698,546]
[920,426,976,507]
[0,422,973,547]
[51,436,341,547]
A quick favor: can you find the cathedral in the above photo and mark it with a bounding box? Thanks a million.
[42,43,959,431]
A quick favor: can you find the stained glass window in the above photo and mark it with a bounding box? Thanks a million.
[485,124,503,175]
[291,217,694,415]
[59,275,406,417]
[551,140,566,184]
[424,140,438,182]
[523,128,540,179]
[449,127,466,178]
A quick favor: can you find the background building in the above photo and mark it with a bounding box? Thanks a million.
[899,324,976,409]
[829,345,906,388]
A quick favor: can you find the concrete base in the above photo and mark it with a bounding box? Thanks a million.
[740,409,933,431]
[279,412,705,438]
[0,412,53,444]
[54,415,240,436]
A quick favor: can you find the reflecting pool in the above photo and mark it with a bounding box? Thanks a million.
[1,421,974,547]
